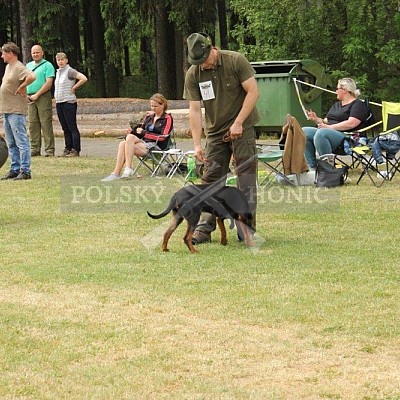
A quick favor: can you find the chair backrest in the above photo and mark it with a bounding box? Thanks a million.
[161,129,176,151]
[357,96,379,138]
[163,112,175,150]
[382,101,400,131]
[365,112,376,132]
[153,128,176,151]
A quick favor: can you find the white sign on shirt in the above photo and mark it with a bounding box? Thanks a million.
[199,80,215,101]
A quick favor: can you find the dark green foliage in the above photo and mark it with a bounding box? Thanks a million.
[2,0,400,101]
[230,0,400,102]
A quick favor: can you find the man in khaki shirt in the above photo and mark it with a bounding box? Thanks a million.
[0,42,36,180]
[183,33,259,244]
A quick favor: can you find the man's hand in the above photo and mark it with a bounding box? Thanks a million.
[194,144,207,163]
[16,72,36,97]
[29,93,39,102]
[229,121,243,140]
[16,85,27,97]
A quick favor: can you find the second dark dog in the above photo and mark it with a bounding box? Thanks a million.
[147,184,254,253]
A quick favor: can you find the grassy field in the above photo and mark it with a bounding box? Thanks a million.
[0,154,399,399]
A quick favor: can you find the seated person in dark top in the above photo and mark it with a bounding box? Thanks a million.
[303,78,369,169]
[102,93,173,181]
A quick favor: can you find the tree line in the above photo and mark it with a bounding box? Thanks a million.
[0,0,399,103]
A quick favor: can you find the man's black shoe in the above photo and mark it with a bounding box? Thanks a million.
[13,171,32,180]
[1,171,19,180]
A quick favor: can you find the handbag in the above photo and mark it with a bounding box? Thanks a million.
[315,155,348,187]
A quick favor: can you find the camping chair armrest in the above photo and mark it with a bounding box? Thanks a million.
[342,120,383,137]
[147,130,174,150]
[153,134,169,144]
[357,120,383,133]
[376,124,400,136]
[256,143,282,153]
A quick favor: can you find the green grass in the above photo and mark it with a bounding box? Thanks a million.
[1,154,400,399]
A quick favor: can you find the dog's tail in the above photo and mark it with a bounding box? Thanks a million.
[147,199,175,220]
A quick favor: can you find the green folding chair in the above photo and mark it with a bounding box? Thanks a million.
[257,147,296,186]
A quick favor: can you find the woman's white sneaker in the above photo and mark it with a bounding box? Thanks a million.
[121,167,134,179]
[101,173,120,182]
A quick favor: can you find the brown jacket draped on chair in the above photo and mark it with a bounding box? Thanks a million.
[279,115,308,175]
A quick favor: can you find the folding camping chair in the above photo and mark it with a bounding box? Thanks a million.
[165,150,197,180]
[350,101,400,186]
[223,144,286,186]
[257,115,310,186]
[257,146,293,185]
[132,129,180,177]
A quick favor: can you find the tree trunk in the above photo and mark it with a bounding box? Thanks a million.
[82,0,93,66]
[89,0,107,97]
[217,0,228,49]
[154,3,176,99]
[140,36,153,75]
[18,0,33,62]
[107,61,120,97]
[124,45,131,76]
[0,3,10,78]
[174,31,184,99]
[67,7,82,68]
[53,5,82,70]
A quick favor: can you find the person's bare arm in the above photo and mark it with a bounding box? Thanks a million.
[229,76,259,139]
[189,100,206,162]
[29,77,53,101]
[71,72,88,93]
[16,72,36,96]
[317,117,362,131]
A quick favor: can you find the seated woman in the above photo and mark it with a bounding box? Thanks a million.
[304,78,369,170]
[102,93,173,181]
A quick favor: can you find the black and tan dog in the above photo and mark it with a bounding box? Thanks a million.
[147,184,254,253]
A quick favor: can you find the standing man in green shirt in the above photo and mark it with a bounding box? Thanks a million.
[183,33,259,244]
[26,44,55,157]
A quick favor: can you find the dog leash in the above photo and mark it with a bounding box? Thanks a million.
[180,131,237,214]
[182,129,257,213]
[222,131,232,143]
[222,129,239,176]
[180,154,257,218]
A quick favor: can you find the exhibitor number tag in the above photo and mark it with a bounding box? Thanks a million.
[199,80,215,101]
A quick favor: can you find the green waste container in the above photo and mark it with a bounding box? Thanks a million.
[251,59,331,134]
